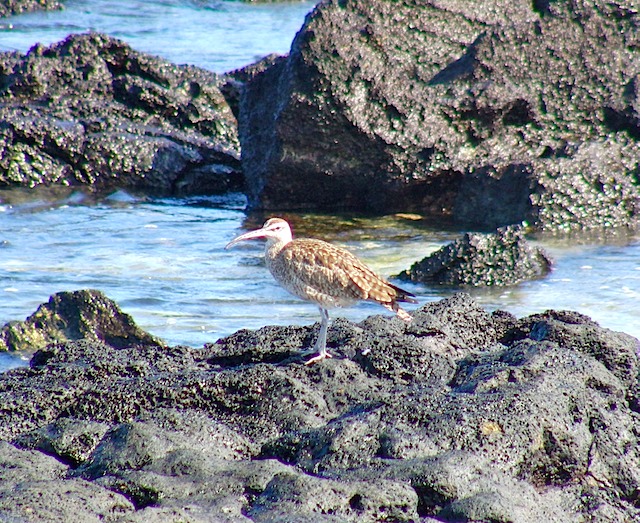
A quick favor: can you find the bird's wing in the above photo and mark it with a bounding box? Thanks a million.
[277,239,399,305]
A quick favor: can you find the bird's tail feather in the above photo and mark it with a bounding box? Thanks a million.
[389,283,418,304]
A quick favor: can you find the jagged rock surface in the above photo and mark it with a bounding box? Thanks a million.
[0,0,62,18]
[0,293,638,521]
[0,33,241,195]
[239,0,640,231]
[0,289,163,351]
[397,225,553,286]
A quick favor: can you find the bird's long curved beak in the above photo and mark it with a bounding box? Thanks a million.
[225,227,267,249]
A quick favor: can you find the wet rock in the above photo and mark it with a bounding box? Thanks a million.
[0,33,241,195]
[0,289,163,352]
[397,225,553,286]
[0,293,638,521]
[0,0,62,18]
[239,0,640,232]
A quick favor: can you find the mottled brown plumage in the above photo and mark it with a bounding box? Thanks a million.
[225,218,417,364]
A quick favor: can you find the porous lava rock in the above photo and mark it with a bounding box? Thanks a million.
[397,225,553,286]
[0,440,134,522]
[0,33,241,195]
[0,0,62,18]
[239,0,640,232]
[0,289,163,352]
[0,293,638,521]
[222,53,286,120]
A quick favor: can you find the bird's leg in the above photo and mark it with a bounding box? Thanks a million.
[383,302,413,323]
[304,307,333,365]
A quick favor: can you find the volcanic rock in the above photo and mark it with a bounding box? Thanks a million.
[0,33,241,195]
[0,440,134,522]
[398,225,553,286]
[0,0,62,18]
[222,53,286,120]
[239,0,640,232]
[0,293,638,521]
[0,289,163,352]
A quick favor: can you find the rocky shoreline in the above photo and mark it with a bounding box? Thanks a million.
[1,1,639,521]
[1,291,638,522]
[238,0,639,231]
[0,33,241,196]
[1,0,638,233]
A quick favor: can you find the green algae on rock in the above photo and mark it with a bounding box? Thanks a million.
[0,289,163,352]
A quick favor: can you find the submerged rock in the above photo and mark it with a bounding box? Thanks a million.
[239,0,640,232]
[0,33,241,195]
[0,293,638,521]
[397,225,553,286]
[0,289,163,352]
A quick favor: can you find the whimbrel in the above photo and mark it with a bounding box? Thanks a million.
[225,218,417,365]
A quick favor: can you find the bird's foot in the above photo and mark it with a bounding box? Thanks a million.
[304,349,333,366]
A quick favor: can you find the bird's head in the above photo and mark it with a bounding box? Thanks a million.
[225,217,293,249]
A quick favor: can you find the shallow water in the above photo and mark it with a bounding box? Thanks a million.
[0,0,316,74]
[2,190,639,369]
[1,1,639,372]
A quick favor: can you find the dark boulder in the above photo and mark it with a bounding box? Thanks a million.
[0,293,638,521]
[0,0,62,18]
[0,33,241,195]
[239,0,640,232]
[0,289,163,352]
[221,53,286,120]
[397,225,553,286]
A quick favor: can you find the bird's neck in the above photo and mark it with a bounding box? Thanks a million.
[264,236,290,263]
